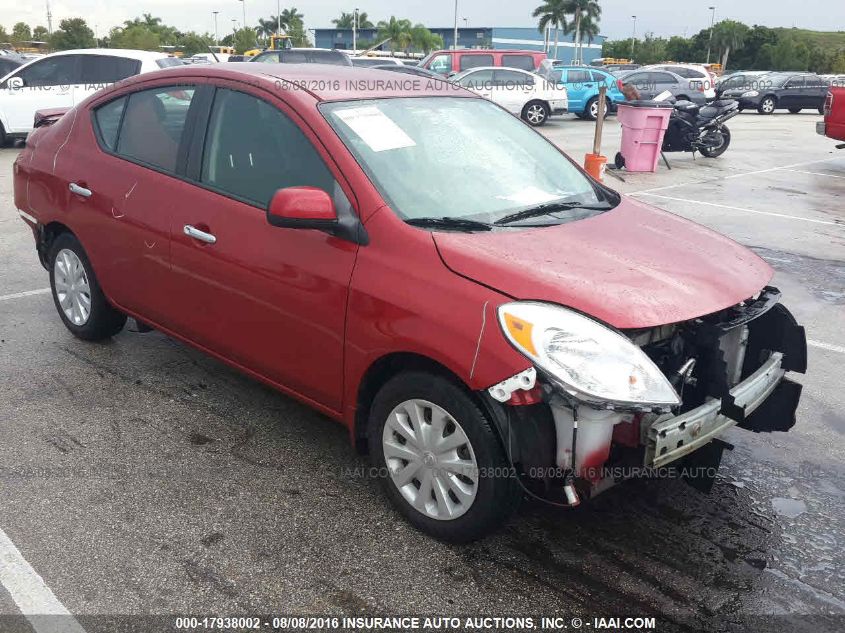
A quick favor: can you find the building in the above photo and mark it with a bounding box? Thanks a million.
[313,27,606,64]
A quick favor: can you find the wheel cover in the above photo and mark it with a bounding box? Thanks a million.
[382,399,478,521]
[54,248,91,326]
[526,104,545,124]
[762,99,774,113]
[589,101,598,117]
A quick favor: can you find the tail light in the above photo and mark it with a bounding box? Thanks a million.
[824,91,833,117]
[616,79,624,91]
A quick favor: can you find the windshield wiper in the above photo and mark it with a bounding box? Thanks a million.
[405,217,492,231]
[493,201,612,226]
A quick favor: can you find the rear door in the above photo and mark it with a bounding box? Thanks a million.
[564,68,596,113]
[650,71,680,98]
[803,74,828,109]
[780,76,804,109]
[456,69,495,100]
[0,54,81,133]
[74,55,142,103]
[167,84,359,410]
[492,69,535,113]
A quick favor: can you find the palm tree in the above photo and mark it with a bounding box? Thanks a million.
[410,24,443,54]
[278,7,304,32]
[256,17,279,39]
[564,0,601,64]
[576,14,600,63]
[376,16,412,52]
[357,13,374,29]
[532,0,568,60]
[711,20,748,70]
[333,11,373,29]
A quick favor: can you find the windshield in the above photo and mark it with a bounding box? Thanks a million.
[321,97,613,224]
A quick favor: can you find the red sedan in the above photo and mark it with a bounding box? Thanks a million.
[14,64,806,542]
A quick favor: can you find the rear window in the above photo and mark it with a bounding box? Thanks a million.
[501,54,534,71]
[351,58,385,67]
[459,54,493,71]
[80,55,140,83]
[278,50,351,66]
[156,57,184,68]
[93,97,127,150]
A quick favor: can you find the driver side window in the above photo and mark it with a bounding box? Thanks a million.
[16,55,82,87]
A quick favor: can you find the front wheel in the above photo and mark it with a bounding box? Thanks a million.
[700,125,731,158]
[758,96,776,114]
[522,100,549,126]
[49,233,126,340]
[367,372,521,542]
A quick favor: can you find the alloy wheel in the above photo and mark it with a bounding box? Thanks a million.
[526,104,546,125]
[54,248,91,326]
[382,399,478,520]
[762,99,774,114]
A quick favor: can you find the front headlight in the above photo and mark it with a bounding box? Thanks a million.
[741,90,759,97]
[498,302,680,409]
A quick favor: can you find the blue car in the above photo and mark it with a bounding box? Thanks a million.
[538,63,625,120]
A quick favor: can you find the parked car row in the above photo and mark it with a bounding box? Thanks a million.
[719,72,830,114]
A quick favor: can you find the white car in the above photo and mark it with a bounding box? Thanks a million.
[644,64,717,99]
[0,48,180,143]
[451,66,568,126]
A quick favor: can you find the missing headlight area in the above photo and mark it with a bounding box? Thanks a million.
[484,286,807,507]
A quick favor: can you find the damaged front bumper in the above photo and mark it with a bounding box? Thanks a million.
[645,350,785,468]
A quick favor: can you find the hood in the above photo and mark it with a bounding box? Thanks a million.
[433,197,773,329]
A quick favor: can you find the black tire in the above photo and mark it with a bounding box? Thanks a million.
[788,108,801,114]
[521,100,549,126]
[583,96,609,121]
[819,105,825,115]
[758,96,776,115]
[700,125,731,158]
[614,151,626,169]
[676,95,690,102]
[48,232,126,341]
[367,371,521,543]
[0,122,6,148]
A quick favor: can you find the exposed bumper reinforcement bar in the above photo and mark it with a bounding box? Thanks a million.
[645,352,784,468]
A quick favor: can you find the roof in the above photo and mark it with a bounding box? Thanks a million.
[126,63,475,103]
[43,48,169,60]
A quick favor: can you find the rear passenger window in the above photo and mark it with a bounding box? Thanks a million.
[201,89,335,207]
[589,71,608,82]
[502,54,534,71]
[459,55,493,71]
[116,87,195,172]
[93,97,127,150]
[80,56,141,83]
[567,70,591,84]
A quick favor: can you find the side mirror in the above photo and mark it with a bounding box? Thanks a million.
[266,186,337,230]
[7,76,24,90]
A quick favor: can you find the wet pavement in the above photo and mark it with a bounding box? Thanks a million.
[1,110,844,633]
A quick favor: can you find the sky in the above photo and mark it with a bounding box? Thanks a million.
[2,0,844,41]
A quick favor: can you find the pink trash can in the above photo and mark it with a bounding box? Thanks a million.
[616,101,674,172]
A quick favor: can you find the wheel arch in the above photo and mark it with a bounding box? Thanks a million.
[37,220,75,269]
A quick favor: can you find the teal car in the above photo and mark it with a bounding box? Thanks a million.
[538,64,626,120]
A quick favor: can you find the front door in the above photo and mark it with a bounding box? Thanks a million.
[168,86,358,410]
[1,54,79,133]
[565,68,597,113]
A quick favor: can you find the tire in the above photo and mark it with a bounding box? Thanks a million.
[367,371,521,543]
[700,125,731,158]
[614,151,625,169]
[788,108,801,114]
[758,96,776,114]
[521,100,549,126]
[583,97,609,121]
[0,122,6,148]
[49,233,126,340]
[676,95,690,102]
[819,105,825,115]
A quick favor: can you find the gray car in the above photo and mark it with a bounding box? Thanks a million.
[617,69,708,105]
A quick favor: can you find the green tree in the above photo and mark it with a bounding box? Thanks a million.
[32,26,49,41]
[122,14,180,46]
[11,22,32,44]
[278,8,304,32]
[286,20,311,47]
[110,25,160,50]
[633,33,667,65]
[532,0,568,59]
[256,17,279,40]
[410,24,443,54]
[50,18,96,50]
[333,12,374,29]
[376,16,412,52]
[711,19,748,70]
[564,0,601,64]
[233,27,257,54]
[665,36,695,62]
[180,32,214,57]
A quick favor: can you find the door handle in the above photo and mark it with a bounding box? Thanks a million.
[184,224,217,245]
[69,182,92,198]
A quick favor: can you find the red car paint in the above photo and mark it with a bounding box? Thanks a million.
[420,49,548,74]
[821,86,845,142]
[14,64,772,446]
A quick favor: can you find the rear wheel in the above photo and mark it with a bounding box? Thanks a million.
[49,233,126,340]
[0,122,6,147]
[700,125,731,158]
[367,371,520,542]
[819,105,825,115]
[584,97,609,121]
[758,96,776,114]
[522,100,549,126]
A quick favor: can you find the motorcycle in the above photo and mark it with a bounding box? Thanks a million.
[614,93,740,168]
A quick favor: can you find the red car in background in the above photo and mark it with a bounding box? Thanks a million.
[13,64,806,542]
[818,86,845,145]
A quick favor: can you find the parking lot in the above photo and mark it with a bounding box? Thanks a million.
[1,110,843,632]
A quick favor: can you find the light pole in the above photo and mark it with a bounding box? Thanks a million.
[462,17,468,28]
[238,0,247,35]
[353,7,358,53]
[706,6,716,64]
[453,0,459,50]
[277,0,281,36]
[232,18,238,35]
[212,11,220,46]
[630,15,637,60]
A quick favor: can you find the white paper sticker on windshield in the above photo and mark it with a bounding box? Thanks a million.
[334,106,416,152]
[496,186,560,206]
